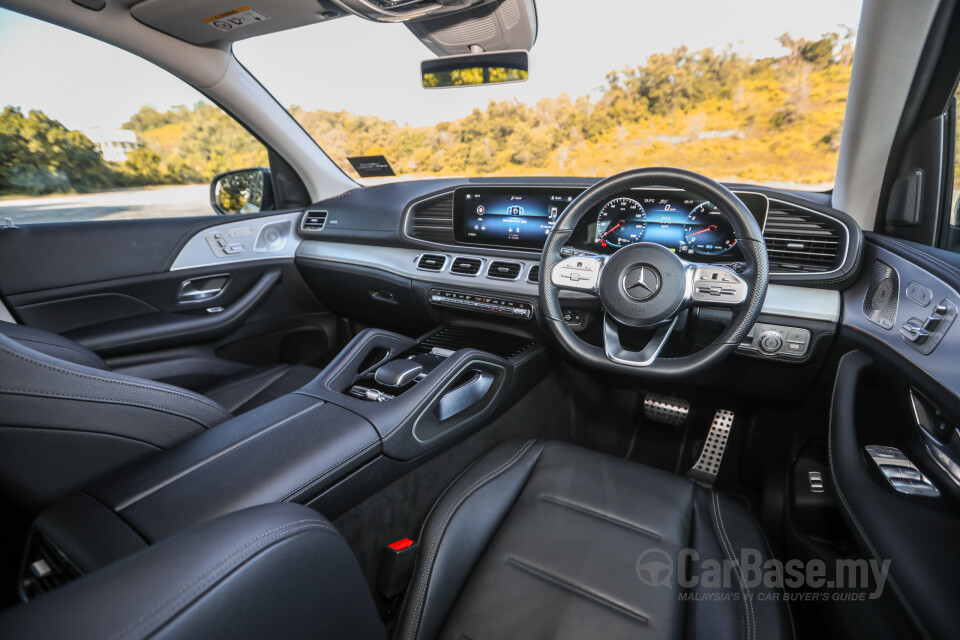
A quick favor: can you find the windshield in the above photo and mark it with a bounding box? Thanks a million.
[235,0,862,188]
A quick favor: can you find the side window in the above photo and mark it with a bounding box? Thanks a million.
[0,10,270,224]
[954,89,960,226]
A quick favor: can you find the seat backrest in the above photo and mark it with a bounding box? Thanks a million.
[0,326,231,513]
[0,503,385,640]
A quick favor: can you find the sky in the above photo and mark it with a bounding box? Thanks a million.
[0,0,862,131]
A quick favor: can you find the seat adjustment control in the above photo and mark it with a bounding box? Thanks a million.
[901,299,957,354]
[899,319,930,343]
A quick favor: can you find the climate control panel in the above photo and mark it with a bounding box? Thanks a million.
[429,289,533,319]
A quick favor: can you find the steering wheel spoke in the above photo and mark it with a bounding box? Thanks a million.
[550,254,607,294]
[603,314,678,367]
[683,263,749,309]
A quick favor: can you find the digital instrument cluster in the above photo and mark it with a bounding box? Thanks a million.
[594,193,741,257]
[452,186,767,261]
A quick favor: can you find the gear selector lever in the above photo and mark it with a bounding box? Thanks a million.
[374,359,424,388]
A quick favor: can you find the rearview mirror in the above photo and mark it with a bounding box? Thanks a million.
[421,50,528,89]
[211,168,272,215]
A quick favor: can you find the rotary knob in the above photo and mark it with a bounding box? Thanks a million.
[759,331,784,354]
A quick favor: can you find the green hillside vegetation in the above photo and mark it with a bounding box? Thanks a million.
[1,32,862,197]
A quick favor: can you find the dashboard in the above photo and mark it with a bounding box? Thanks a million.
[453,186,768,262]
[167,175,864,402]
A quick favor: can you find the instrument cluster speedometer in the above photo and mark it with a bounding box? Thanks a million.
[596,198,647,248]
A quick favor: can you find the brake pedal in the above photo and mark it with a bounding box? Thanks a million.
[642,393,690,427]
[687,409,735,487]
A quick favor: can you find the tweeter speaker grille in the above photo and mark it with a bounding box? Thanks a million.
[863,260,899,330]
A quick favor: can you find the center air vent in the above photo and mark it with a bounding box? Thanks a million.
[763,203,842,273]
[410,194,454,243]
[301,210,328,231]
[451,257,483,276]
[527,264,540,283]
[417,253,447,271]
[487,261,523,280]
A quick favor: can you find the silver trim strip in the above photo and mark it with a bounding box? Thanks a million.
[297,240,841,323]
[0,298,16,323]
[170,211,303,271]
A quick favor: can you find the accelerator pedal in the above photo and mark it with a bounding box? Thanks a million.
[687,409,735,487]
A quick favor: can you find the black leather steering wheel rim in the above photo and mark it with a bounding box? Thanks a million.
[539,167,769,378]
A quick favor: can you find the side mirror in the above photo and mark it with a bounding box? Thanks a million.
[211,168,273,215]
[421,50,528,89]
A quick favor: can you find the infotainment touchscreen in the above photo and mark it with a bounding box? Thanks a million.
[453,187,584,249]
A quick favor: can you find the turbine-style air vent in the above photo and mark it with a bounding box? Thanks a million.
[301,210,328,231]
[451,257,483,276]
[763,204,842,273]
[410,194,454,243]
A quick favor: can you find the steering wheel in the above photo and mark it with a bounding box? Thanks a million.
[539,168,768,378]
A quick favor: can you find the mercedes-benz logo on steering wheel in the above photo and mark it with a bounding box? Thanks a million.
[622,265,661,301]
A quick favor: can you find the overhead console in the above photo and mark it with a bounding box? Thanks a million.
[331,0,496,23]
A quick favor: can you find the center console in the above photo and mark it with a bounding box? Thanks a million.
[19,325,548,598]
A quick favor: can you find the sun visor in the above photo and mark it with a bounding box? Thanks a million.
[130,0,342,46]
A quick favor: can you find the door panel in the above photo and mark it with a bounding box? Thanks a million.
[0,214,337,390]
[827,235,960,639]
[0,217,209,295]
[829,347,960,640]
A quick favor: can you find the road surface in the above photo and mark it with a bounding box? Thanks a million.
[0,185,214,225]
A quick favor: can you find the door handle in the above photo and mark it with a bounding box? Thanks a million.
[435,370,495,421]
[178,274,229,303]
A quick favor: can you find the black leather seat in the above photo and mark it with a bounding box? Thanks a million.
[0,320,319,510]
[0,440,791,639]
[395,439,792,640]
[0,503,386,639]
